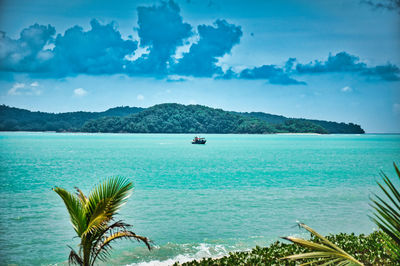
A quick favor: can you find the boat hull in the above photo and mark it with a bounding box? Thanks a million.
[192,140,206,144]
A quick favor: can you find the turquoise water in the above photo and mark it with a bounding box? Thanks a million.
[0,133,399,265]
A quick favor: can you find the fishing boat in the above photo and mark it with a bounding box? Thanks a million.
[192,136,206,144]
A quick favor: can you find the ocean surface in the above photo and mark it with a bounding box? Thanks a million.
[0,132,399,265]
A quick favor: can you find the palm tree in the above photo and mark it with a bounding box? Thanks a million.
[370,162,400,260]
[53,177,151,266]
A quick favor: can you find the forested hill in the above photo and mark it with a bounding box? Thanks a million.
[0,105,144,132]
[0,104,364,134]
[81,104,363,134]
[81,103,303,134]
[239,112,365,134]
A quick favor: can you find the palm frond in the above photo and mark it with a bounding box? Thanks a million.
[101,230,151,251]
[75,187,88,207]
[106,220,131,231]
[281,223,363,265]
[68,245,83,265]
[90,220,130,254]
[370,162,400,260]
[86,176,133,218]
[91,230,151,265]
[380,231,400,261]
[82,178,133,237]
[55,177,150,266]
[82,199,111,237]
[53,187,86,236]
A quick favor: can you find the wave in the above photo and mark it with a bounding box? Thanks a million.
[126,242,232,266]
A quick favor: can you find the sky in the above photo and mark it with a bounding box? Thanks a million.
[0,0,399,133]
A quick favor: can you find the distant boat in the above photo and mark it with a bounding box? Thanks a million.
[192,136,206,144]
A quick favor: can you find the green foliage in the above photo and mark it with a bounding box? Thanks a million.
[82,104,279,134]
[276,119,328,134]
[242,112,365,134]
[82,103,359,134]
[282,223,363,265]
[0,104,364,134]
[310,121,364,134]
[53,177,151,266]
[371,163,400,260]
[175,232,391,266]
[0,105,143,132]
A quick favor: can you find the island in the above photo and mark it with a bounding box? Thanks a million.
[0,103,364,134]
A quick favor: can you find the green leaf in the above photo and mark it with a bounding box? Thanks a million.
[54,177,150,266]
[281,223,363,265]
[53,187,86,236]
[371,163,400,260]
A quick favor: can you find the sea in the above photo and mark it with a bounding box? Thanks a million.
[0,132,399,265]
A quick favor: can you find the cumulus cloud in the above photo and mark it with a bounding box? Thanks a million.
[341,86,352,92]
[8,83,25,95]
[239,65,306,85]
[74,88,87,96]
[296,52,366,73]
[137,94,144,100]
[0,20,137,77]
[130,0,192,75]
[217,51,399,85]
[30,81,39,87]
[361,0,400,13]
[174,19,242,77]
[8,82,41,95]
[0,1,196,78]
[295,52,400,81]
[0,1,399,87]
[217,68,237,79]
[361,63,400,81]
[0,24,55,72]
[166,74,187,82]
[52,19,137,76]
[218,63,305,85]
[284,58,297,72]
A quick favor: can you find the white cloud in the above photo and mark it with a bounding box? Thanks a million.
[166,74,189,82]
[341,86,352,92]
[74,88,87,97]
[173,35,200,61]
[393,103,400,116]
[8,82,41,95]
[137,94,144,100]
[125,46,150,61]
[8,83,25,95]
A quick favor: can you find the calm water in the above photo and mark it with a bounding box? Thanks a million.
[0,133,399,265]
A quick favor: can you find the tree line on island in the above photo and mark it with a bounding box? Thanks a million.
[0,103,364,134]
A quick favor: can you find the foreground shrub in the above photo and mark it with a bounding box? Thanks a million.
[175,231,391,265]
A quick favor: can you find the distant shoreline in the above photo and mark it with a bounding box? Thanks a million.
[275,133,322,135]
[2,131,399,135]
[0,130,332,135]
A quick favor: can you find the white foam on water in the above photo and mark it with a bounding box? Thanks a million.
[128,243,229,266]
[130,255,193,266]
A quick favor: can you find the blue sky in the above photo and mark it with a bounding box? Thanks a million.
[0,0,399,132]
